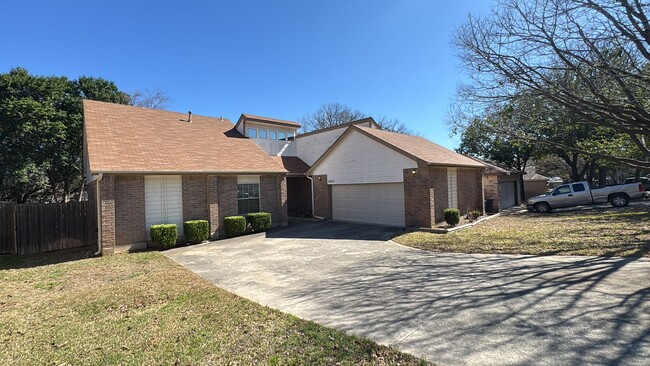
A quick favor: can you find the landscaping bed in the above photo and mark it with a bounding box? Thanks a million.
[0,252,427,365]
[394,205,650,257]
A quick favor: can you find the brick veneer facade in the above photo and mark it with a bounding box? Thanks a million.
[93,173,288,254]
[483,173,521,212]
[312,175,332,219]
[261,175,288,226]
[457,168,485,215]
[98,175,116,255]
[115,175,146,247]
[403,166,485,228]
[182,175,208,221]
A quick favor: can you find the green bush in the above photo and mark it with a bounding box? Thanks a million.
[444,208,461,227]
[184,220,209,244]
[470,210,482,221]
[224,216,247,237]
[246,212,272,232]
[150,224,178,249]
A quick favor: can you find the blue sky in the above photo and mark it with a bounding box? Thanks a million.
[1,1,491,149]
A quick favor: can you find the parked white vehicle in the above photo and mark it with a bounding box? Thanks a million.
[526,181,645,213]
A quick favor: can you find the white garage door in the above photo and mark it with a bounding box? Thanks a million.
[332,183,405,226]
[145,175,183,237]
[499,182,516,209]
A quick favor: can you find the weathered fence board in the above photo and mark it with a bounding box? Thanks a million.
[0,201,96,255]
[0,203,16,254]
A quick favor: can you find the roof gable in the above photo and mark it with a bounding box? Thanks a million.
[354,126,485,168]
[83,100,286,174]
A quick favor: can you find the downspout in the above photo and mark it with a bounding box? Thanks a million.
[94,173,104,256]
[306,175,325,220]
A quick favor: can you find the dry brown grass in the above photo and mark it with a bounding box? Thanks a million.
[0,252,428,365]
[394,205,650,257]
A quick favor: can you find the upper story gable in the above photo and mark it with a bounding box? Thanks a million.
[235,114,300,156]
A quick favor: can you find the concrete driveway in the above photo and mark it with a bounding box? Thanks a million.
[165,220,650,366]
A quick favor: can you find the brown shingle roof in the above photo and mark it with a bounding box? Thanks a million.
[467,156,523,175]
[272,156,310,175]
[354,126,485,167]
[83,100,287,174]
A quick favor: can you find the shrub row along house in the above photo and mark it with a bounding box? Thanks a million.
[83,100,491,254]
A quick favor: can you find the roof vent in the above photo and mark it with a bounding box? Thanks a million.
[188,111,192,123]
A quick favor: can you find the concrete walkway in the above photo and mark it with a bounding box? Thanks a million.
[165,220,650,366]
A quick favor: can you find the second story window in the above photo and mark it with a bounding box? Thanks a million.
[259,129,267,139]
[278,132,286,141]
[269,130,277,140]
[247,128,257,138]
[287,132,294,141]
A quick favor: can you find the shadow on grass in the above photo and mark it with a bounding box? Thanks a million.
[0,245,98,270]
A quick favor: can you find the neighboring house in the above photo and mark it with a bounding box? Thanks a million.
[523,166,554,200]
[84,101,486,254]
[83,101,289,254]
[303,125,485,227]
[475,159,524,212]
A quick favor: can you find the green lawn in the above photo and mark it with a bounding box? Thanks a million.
[394,205,650,257]
[0,251,428,366]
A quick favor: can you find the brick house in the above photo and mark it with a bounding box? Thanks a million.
[84,101,289,254]
[474,159,524,213]
[84,101,485,254]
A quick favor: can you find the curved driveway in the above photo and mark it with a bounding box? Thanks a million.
[165,220,650,366]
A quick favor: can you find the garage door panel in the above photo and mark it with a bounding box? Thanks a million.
[499,182,516,209]
[332,183,405,226]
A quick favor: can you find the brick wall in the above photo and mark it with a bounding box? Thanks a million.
[182,175,208,221]
[483,174,499,212]
[403,168,435,228]
[99,174,116,254]
[217,175,238,237]
[458,168,485,214]
[115,175,146,246]
[430,167,449,223]
[278,175,288,226]
[208,175,220,239]
[261,175,280,225]
[312,175,331,219]
[260,174,288,226]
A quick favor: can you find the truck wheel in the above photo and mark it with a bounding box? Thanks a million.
[610,194,630,207]
[534,202,551,213]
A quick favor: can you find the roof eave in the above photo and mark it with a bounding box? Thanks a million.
[90,169,288,175]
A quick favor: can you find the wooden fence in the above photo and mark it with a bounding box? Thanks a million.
[0,201,96,255]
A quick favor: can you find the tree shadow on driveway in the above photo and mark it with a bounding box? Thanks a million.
[278,250,650,366]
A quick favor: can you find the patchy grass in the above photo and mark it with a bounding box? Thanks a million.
[394,205,650,257]
[0,252,428,365]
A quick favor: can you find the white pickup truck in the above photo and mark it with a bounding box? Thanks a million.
[526,181,645,213]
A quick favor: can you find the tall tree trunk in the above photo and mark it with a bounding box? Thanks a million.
[598,167,608,187]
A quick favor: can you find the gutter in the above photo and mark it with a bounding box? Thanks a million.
[306,175,325,220]
[94,173,104,256]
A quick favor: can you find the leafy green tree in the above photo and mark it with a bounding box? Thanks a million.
[0,68,130,202]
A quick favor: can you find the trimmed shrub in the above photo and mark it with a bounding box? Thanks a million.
[150,224,178,249]
[184,220,209,244]
[444,208,461,227]
[224,216,247,237]
[246,212,272,232]
[470,210,482,221]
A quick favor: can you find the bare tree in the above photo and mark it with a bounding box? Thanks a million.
[301,102,413,134]
[129,87,171,109]
[300,103,365,131]
[453,0,650,168]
